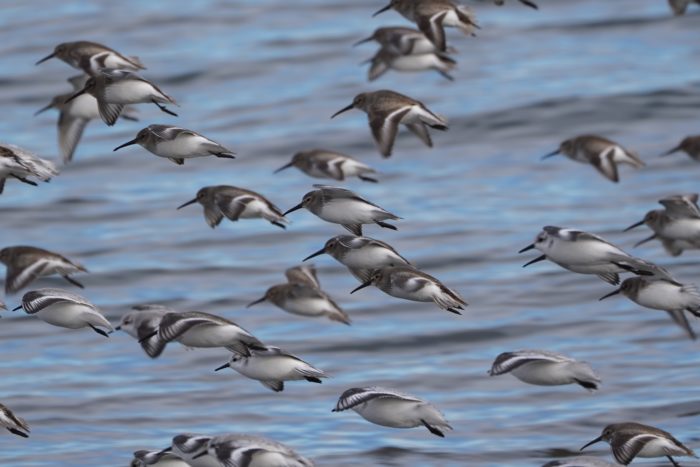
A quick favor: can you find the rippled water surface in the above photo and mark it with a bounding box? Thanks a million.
[1,0,700,465]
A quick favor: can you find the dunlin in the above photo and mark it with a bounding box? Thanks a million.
[302,234,411,282]
[662,135,700,160]
[365,47,456,81]
[0,245,87,294]
[274,149,378,182]
[493,0,539,9]
[14,288,113,337]
[0,403,29,438]
[668,0,700,15]
[333,387,452,437]
[131,450,189,467]
[519,226,671,285]
[65,70,177,126]
[350,265,467,314]
[543,135,644,183]
[0,144,58,195]
[489,350,601,391]
[354,26,446,55]
[116,305,171,358]
[283,185,400,235]
[543,457,622,467]
[372,0,479,52]
[214,345,327,392]
[198,434,314,467]
[331,90,447,157]
[599,277,700,340]
[113,124,235,165]
[36,40,145,75]
[580,422,696,466]
[161,434,219,467]
[177,185,287,229]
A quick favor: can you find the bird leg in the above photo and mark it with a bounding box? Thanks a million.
[151,99,178,117]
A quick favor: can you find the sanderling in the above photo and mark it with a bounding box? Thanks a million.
[333,386,452,437]
[283,185,400,235]
[177,185,287,229]
[0,245,87,294]
[354,26,447,55]
[0,144,58,195]
[14,288,113,337]
[488,350,601,391]
[35,40,145,75]
[542,457,622,467]
[543,135,644,183]
[0,403,29,438]
[331,90,447,157]
[113,125,235,165]
[274,149,378,183]
[116,305,171,358]
[214,345,327,392]
[198,433,314,467]
[662,135,700,160]
[160,433,219,467]
[580,422,696,466]
[351,265,466,314]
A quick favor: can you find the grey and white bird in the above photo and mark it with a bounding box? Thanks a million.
[519,226,671,285]
[351,265,467,314]
[354,26,446,55]
[0,403,29,438]
[35,75,138,163]
[14,288,113,337]
[247,265,350,325]
[0,144,58,195]
[145,310,265,356]
[214,345,327,392]
[372,0,479,52]
[199,434,314,467]
[303,234,411,282]
[130,450,189,467]
[493,0,539,9]
[0,246,87,294]
[580,422,696,466]
[599,277,700,340]
[274,149,378,183]
[489,350,601,391]
[283,185,400,235]
[116,305,171,358]
[177,185,287,230]
[65,70,176,126]
[668,0,700,15]
[542,457,622,467]
[160,433,219,467]
[333,387,452,437]
[113,124,235,165]
[543,135,645,183]
[364,47,456,81]
[35,40,145,75]
[331,90,447,157]
[662,135,700,160]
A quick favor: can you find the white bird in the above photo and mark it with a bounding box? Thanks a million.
[0,403,29,438]
[0,144,58,195]
[200,433,314,467]
[274,149,378,183]
[116,305,171,358]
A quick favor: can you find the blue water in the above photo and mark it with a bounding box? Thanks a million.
[1,0,699,465]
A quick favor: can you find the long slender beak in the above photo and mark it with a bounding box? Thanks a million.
[331,104,355,119]
[353,36,373,47]
[350,280,373,294]
[35,52,56,65]
[113,139,138,152]
[599,289,621,301]
[34,102,54,116]
[12,305,22,311]
[623,220,645,232]
[661,145,681,157]
[372,3,392,16]
[541,149,560,160]
[214,362,230,372]
[522,255,546,267]
[177,198,198,210]
[274,161,294,174]
[156,446,172,456]
[64,88,87,104]
[114,325,122,331]
[283,203,304,216]
[303,247,326,262]
[580,435,603,451]
[246,297,266,308]
[518,243,535,253]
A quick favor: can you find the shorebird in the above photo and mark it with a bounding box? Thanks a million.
[331,90,447,157]
[14,288,113,337]
[0,404,29,438]
[0,144,58,195]
[214,345,327,392]
[580,422,696,466]
[113,124,235,165]
[493,0,539,9]
[116,305,171,358]
[283,185,400,235]
[35,40,145,75]
[351,265,467,314]
[489,350,601,391]
[160,434,219,467]
[65,70,177,126]
[668,0,700,15]
[354,26,447,55]
[302,234,411,282]
[372,0,479,52]
[198,434,314,467]
[599,277,700,340]
[333,387,452,437]
[0,246,87,294]
[177,185,287,229]
[519,226,671,285]
[274,149,378,182]
[543,458,622,467]
[543,135,644,183]
[662,135,700,160]
[35,75,138,163]
[364,47,456,81]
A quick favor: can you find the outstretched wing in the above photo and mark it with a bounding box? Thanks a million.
[659,194,700,219]
[611,433,656,465]
[489,350,570,376]
[334,387,420,412]
[368,106,412,157]
[21,288,94,314]
[157,313,215,343]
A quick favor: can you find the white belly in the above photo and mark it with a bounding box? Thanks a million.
[239,199,269,219]
[104,80,157,104]
[391,54,441,72]
[177,324,245,347]
[320,199,381,224]
[153,135,212,158]
[233,356,303,381]
[354,399,421,428]
[511,362,574,386]
[637,437,687,458]
[37,303,94,329]
[635,283,690,311]
[661,218,700,241]
[68,94,100,119]
[342,247,405,269]
[280,297,333,317]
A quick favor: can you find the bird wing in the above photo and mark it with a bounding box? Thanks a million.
[590,150,619,182]
[157,313,216,343]
[334,387,420,411]
[417,11,448,52]
[489,350,571,376]
[58,113,88,164]
[5,257,51,294]
[405,122,433,148]
[368,106,412,157]
[659,194,700,219]
[215,193,253,222]
[285,265,320,288]
[21,288,94,314]
[137,316,168,358]
[611,433,657,465]
[97,100,124,126]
